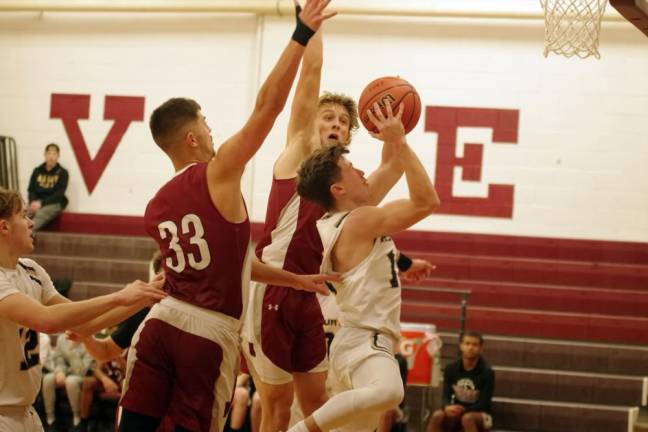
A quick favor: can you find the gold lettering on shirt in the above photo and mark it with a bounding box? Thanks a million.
[37,174,59,189]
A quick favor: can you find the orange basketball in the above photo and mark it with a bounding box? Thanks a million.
[358,76,421,135]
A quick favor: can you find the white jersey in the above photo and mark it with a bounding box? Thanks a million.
[319,292,341,336]
[0,258,58,407]
[317,211,401,340]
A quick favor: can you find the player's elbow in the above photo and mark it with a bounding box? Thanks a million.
[36,317,62,334]
[415,198,440,217]
[428,195,441,213]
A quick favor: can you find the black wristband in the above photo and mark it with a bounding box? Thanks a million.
[292,5,315,46]
[397,253,413,272]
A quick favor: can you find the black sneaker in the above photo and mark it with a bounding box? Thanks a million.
[73,419,89,432]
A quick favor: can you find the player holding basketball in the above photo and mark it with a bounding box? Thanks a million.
[0,187,166,432]
[241,26,412,432]
[288,103,440,432]
[118,2,336,432]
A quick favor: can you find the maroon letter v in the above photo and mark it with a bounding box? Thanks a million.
[50,93,145,194]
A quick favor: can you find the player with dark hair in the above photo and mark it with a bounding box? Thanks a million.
[118,2,337,431]
[241,24,417,432]
[288,102,440,431]
[427,332,495,432]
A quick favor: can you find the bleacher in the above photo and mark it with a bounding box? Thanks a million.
[32,225,648,432]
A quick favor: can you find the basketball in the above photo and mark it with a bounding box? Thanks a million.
[358,76,421,135]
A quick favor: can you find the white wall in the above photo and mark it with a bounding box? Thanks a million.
[1,7,647,241]
[0,11,259,215]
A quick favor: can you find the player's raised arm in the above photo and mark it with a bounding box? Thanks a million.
[364,101,406,205]
[345,144,440,241]
[274,30,324,178]
[210,0,336,181]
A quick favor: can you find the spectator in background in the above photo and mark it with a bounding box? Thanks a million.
[42,335,94,431]
[27,143,69,231]
[67,251,162,363]
[68,251,171,431]
[427,332,495,432]
[250,377,262,432]
[79,327,126,432]
[39,333,55,373]
[225,373,252,432]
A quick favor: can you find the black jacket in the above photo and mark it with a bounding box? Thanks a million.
[27,163,69,208]
[442,357,495,414]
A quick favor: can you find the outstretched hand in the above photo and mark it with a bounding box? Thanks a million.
[296,0,337,32]
[115,275,167,307]
[291,273,341,296]
[65,330,90,343]
[400,259,435,284]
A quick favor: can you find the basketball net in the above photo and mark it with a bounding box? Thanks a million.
[540,0,608,58]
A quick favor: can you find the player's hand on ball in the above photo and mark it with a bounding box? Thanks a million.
[366,101,406,146]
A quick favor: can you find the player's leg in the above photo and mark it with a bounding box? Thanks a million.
[293,371,327,416]
[292,355,404,432]
[292,292,328,417]
[243,285,299,432]
[167,306,240,432]
[242,333,294,431]
[253,378,294,432]
[119,313,175,432]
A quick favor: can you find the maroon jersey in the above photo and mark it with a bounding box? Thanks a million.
[255,177,324,274]
[144,163,251,319]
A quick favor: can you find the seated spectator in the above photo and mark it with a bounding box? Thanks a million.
[427,332,495,432]
[225,373,252,432]
[67,251,173,431]
[79,328,126,432]
[67,251,162,363]
[42,335,94,431]
[250,377,261,432]
[27,143,69,231]
[39,332,55,373]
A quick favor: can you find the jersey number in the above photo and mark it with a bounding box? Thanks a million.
[325,332,335,356]
[158,214,211,273]
[386,251,399,288]
[19,328,39,371]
